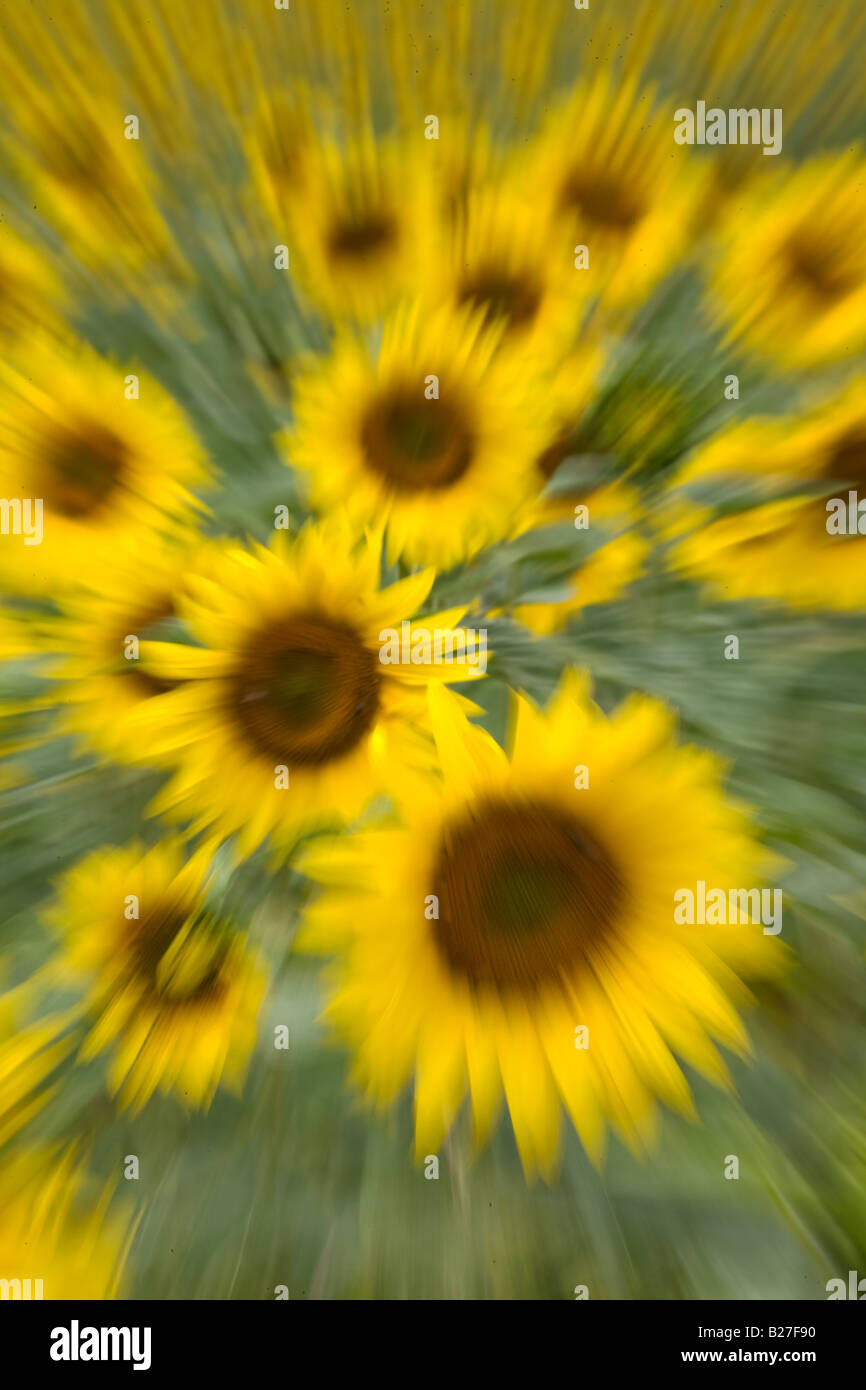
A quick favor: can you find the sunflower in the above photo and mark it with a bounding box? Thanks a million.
[429,176,586,365]
[245,83,320,231]
[0,335,210,595]
[707,148,866,369]
[296,675,785,1177]
[419,113,501,225]
[674,376,866,496]
[285,126,435,322]
[668,496,866,612]
[527,71,707,317]
[0,1147,133,1299]
[45,839,265,1114]
[1,56,177,280]
[0,222,66,346]
[124,519,483,859]
[287,300,553,569]
[36,535,213,766]
[665,379,866,609]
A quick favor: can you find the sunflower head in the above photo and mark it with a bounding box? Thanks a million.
[229,609,383,765]
[297,676,787,1177]
[0,337,210,595]
[8,80,174,274]
[48,840,265,1112]
[665,381,866,610]
[246,84,319,225]
[287,129,436,321]
[430,177,586,364]
[432,796,627,993]
[288,301,554,569]
[24,535,214,765]
[709,148,866,368]
[528,73,706,315]
[121,519,481,857]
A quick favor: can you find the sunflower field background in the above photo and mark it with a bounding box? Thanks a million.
[1,0,866,1302]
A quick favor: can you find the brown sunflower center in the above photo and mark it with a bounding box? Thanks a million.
[823,430,866,490]
[536,429,578,482]
[558,169,643,230]
[0,267,27,320]
[43,422,127,519]
[47,129,105,188]
[360,387,475,492]
[230,612,381,765]
[430,799,625,992]
[328,209,397,261]
[261,119,307,186]
[784,234,854,303]
[457,266,543,332]
[127,902,228,1005]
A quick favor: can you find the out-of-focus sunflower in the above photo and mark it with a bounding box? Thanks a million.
[124,519,482,858]
[46,840,265,1114]
[506,346,606,495]
[297,676,785,1177]
[287,301,553,569]
[2,73,178,280]
[527,72,706,317]
[665,379,866,610]
[0,336,210,595]
[0,1147,134,1299]
[675,376,866,497]
[286,128,436,322]
[35,537,211,765]
[707,148,866,369]
[428,177,585,363]
[0,222,66,346]
[245,84,320,231]
[420,114,501,225]
[668,496,866,612]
